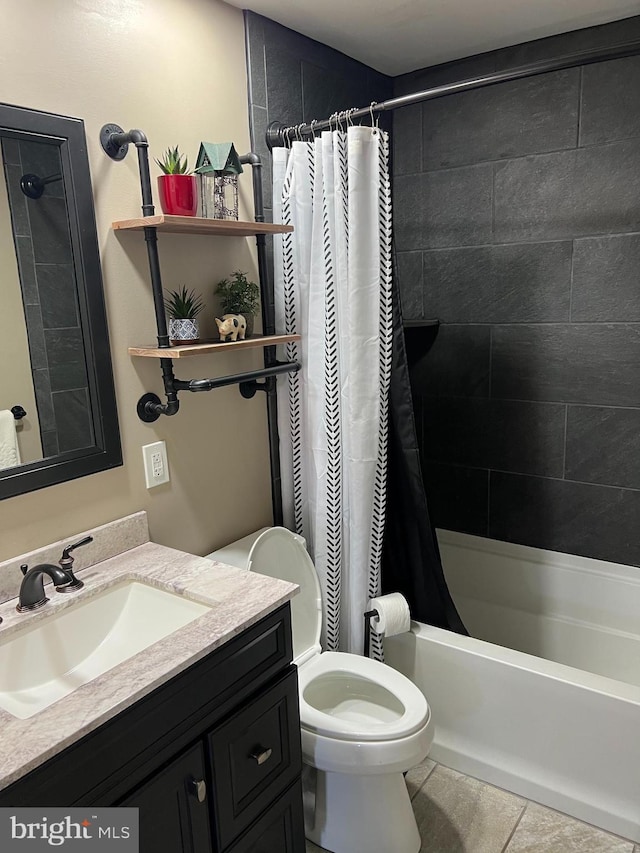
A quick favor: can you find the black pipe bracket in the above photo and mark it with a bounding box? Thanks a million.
[100,123,129,160]
[240,380,269,399]
[137,393,164,423]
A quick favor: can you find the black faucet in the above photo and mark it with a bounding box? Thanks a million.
[16,535,93,613]
[17,563,75,612]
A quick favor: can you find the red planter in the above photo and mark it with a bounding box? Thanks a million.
[157,174,198,216]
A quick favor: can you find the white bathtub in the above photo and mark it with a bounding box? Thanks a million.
[385,530,640,842]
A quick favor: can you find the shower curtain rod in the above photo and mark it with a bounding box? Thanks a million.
[266,37,640,148]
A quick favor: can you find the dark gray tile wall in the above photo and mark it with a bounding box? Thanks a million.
[2,139,92,456]
[244,11,392,221]
[396,15,640,566]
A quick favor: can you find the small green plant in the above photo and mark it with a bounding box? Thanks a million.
[215,270,260,315]
[155,145,190,175]
[164,286,205,320]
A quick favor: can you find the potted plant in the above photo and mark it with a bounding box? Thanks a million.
[155,146,197,216]
[215,271,260,338]
[165,286,205,344]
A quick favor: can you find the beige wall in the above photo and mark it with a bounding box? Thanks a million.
[0,166,42,464]
[0,0,274,560]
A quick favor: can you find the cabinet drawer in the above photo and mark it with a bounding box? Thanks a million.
[208,666,302,850]
[226,781,305,853]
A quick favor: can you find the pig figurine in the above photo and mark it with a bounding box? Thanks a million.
[215,313,247,342]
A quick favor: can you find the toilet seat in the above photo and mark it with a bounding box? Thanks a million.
[298,651,429,741]
[247,527,322,665]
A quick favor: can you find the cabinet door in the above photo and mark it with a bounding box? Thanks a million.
[121,742,212,853]
[208,666,302,850]
[227,782,305,853]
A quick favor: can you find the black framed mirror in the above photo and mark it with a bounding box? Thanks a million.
[0,102,121,499]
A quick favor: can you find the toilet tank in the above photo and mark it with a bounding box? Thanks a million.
[206,527,322,666]
[206,527,270,570]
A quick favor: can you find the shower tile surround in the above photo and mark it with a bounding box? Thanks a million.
[307,758,638,852]
[393,15,640,566]
[244,10,640,566]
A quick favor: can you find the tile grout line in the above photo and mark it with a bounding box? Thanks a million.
[576,66,583,148]
[410,759,438,801]
[424,457,640,494]
[562,403,568,480]
[423,231,640,248]
[491,161,496,243]
[487,325,493,536]
[397,232,640,252]
[499,800,529,853]
[420,250,425,318]
[396,133,640,177]
[408,320,640,326]
[568,237,575,323]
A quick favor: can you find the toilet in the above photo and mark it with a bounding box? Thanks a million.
[207,527,434,853]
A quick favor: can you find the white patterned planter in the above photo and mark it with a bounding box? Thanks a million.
[169,318,199,344]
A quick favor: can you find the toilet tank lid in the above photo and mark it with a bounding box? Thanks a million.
[248,527,322,664]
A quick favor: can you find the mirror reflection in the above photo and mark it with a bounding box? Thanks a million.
[0,102,120,500]
[0,135,94,470]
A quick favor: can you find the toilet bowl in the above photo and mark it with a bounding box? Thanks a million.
[207,527,433,853]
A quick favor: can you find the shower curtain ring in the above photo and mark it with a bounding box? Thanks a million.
[369,101,378,127]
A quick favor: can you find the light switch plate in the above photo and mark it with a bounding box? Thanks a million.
[142,441,169,488]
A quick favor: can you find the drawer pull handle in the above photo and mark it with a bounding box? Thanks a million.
[250,746,273,766]
[189,778,207,803]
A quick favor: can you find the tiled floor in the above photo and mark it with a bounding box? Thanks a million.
[305,759,638,852]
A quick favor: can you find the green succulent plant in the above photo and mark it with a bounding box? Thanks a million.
[215,271,260,315]
[164,286,205,320]
[155,145,190,175]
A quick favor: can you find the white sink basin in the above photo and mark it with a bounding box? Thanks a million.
[0,580,211,719]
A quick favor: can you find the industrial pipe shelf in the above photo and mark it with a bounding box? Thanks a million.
[129,334,301,359]
[112,214,293,237]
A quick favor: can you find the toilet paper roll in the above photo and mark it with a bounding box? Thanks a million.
[367,592,411,637]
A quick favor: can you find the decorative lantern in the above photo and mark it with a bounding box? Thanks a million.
[194,142,243,220]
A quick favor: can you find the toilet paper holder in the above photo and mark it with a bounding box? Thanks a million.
[363,609,378,657]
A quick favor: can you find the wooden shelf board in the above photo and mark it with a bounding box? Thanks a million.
[113,215,293,236]
[129,333,301,359]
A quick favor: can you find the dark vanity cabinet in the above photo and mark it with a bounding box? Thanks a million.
[0,605,305,853]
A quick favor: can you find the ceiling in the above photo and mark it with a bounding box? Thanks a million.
[225,0,640,75]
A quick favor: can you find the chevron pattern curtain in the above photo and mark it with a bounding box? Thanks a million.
[273,127,393,655]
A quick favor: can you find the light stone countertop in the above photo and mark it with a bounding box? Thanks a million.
[0,541,297,791]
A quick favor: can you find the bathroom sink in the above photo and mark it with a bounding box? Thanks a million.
[0,580,210,719]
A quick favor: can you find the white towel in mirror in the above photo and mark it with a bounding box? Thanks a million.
[0,409,21,469]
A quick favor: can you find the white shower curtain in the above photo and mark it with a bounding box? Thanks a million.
[273,127,393,655]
